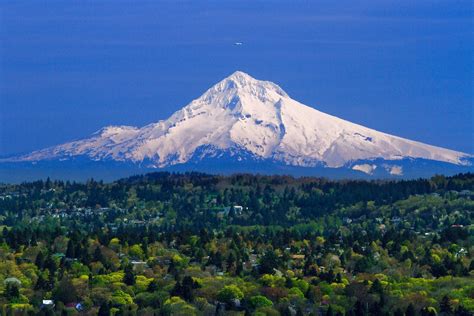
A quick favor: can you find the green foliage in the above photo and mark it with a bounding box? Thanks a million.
[217,285,244,303]
[288,287,305,299]
[129,244,144,259]
[259,274,285,288]
[0,172,472,314]
[111,290,133,306]
[163,296,197,316]
[250,295,273,308]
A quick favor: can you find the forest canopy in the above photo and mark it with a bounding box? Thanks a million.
[0,172,472,315]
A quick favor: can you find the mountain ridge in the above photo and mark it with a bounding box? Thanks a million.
[5,71,472,177]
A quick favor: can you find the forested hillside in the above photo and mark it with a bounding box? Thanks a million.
[0,173,472,315]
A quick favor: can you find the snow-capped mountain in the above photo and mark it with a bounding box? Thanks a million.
[6,71,472,178]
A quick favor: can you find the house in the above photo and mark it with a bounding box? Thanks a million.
[291,254,305,261]
[248,254,258,265]
[42,300,54,307]
[343,217,352,224]
[233,205,244,215]
[131,260,148,272]
[455,248,467,258]
[459,190,472,197]
[391,216,402,224]
[205,265,219,275]
[222,205,244,216]
[3,277,21,286]
[230,298,241,308]
[243,254,259,271]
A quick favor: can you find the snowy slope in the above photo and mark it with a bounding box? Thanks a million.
[11,71,471,172]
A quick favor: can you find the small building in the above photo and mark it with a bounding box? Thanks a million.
[42,300,54,307]
[456,248,467,258]
[4,277,21,286]
[222,205,244,216]
[131,260,148,272]
[343,217,352,224]
[291,254,305,261]
[459,190,472,197]
[391,216,402,224]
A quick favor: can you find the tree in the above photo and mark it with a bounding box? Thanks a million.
[455,305,471,316]
[326,305,334,316]
[93,246,104,263]
[421,307,437,316]
[129,244,144,259]
[53,278,77,303]
[250,295,273,309]
[217,285,244,304]
[369,279,383,295]
[440,295,453,315]
[98,301,111,316]
[35,273,48,290]
[171,276,199,302]
[35,251,45,269]
[66,239,75,258]
[142,237,149,257]
[394,308,404,316]
[406,304,416,316]
[353,301,367,316]
[44,255,57,274]
[259,250,280,274]
[123,264,136,286]
[111,290,134,305]
[226,251,237,274]
[147,279,159,292]
[163,296,197,315]
[5,282,20,300]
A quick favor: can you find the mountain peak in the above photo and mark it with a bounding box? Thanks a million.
[227,70,254,81]
[9,71,471,177]
[202,71,289,105]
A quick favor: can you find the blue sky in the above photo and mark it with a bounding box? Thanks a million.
[1,1,472,155]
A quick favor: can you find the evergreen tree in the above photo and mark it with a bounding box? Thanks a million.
[123,264,135,286]
[142,237,149,257]
[440,295,453,315]
[66,239,75,258]
[369,279,383,294]
[394,308,404,316]
[455,305,471,316]
[354,301,366,316]
[35,251,45,269]
[5,282,20,300]
[34,273,47,290]
[93,246,104,263]
[147,279,159,292]
[98,301,111,316]
[259,250,280,274]
[406,304,416,316]
[326,305,334,316]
